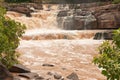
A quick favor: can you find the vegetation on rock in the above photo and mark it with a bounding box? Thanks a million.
[0,7,26,68]
[113,0,120,3]
[93,28,120,80]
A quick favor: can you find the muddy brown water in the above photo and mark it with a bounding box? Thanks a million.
[6,4,106,79]
[16,40,106,80]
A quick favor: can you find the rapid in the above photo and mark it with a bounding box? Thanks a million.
[6,4,106,80]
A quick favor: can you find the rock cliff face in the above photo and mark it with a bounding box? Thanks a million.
[5,2,120,30]
[57,3,120,30]
[5,3,43,16]
[90,4,120,29]
[57,9,97,30]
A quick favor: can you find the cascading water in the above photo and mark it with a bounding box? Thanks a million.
[6,4,106,80]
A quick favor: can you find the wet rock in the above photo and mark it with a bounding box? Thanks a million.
[63,16,74,30]
[103,31,113,40]
[0,62,13,80]
[93,32,103,40]
[29,3,43,10]
[94,31,113,40]
[57,10,69,17]
[47,72,54,76]
[42,64,54,67]
[54,73,62,79]
[61,67,67,70]
[66,72,79,80]
[74,14,97,30]
[9,64,30,73]
[57,9,97,30]
[7,6,33,17]
[18,73,39,79]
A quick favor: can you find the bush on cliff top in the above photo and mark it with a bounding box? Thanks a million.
[113,0,120,4]
[93,28,120,80]
[0,7,26,68]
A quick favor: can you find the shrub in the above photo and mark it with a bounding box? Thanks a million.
[0,7,26,68]
[113,0,120,4]
[93,28,120,80]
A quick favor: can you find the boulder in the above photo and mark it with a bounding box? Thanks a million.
[54,73,62,79]
[10,6,33,17]
[18,73,40,79]
[9,64,30,73]
[0,63,13,80]
[66,72,79,80]
[93,31,113,40]
[103,31,113,40]
[93,32,103,40]
[57,10,69,17]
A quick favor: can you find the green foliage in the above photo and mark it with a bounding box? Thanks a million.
[113,0,120,4]
[93,28,120,80]
[0,7,26,68]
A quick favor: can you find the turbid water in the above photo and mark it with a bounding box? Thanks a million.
[6,4,106,80]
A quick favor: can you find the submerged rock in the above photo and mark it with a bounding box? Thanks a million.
[0,62,13,80]
[42,64,54,67]
[54,73,62,79]
[66,72,79,80]
[18,73,39,79]
[94,31,113,40]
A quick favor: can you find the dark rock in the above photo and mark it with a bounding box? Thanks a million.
[93,32,103,40]
[94,31,113,40]
[42,64,54,67]
[66,72,79,80]
[9,64,30,73]
[103,31,113,40]
[0,62,13,80]
[6,5,33,17]
[19,73,39,79]
[57,10,69,17]
[61,67,67,70]
[54,73,62,79]
[35,76,45,80]
[29,3,43,10]
[47,72,54,76]
[75,10,90,16]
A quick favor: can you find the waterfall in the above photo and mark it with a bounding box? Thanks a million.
[5,3,109,80]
